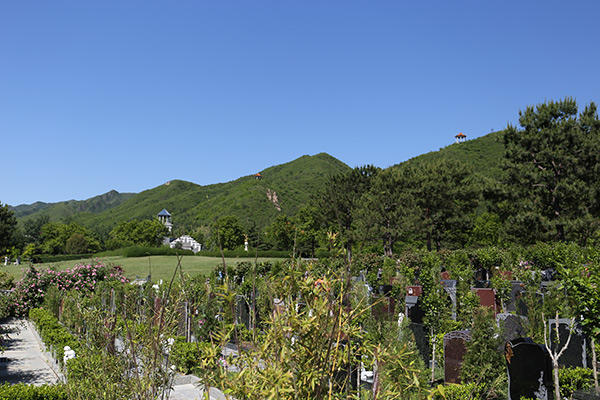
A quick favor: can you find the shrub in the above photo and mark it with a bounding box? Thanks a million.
[170,337,216,375]
[0,383,67,400]
[29,307,79,365]
[12,263,128,316]
[430,383,484,400]
[559,367,593,399]
[121,245,194,258]
[196,249,289,258]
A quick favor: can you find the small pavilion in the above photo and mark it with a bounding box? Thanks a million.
[455,132,467,143]
[157,209,173,232]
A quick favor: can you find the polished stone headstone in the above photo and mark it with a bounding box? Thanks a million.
[472,288,497,315]
[496,313,528,342]
[506,281,527,315]
[548,318,590,368]
[408,322,430,365]
[444,330,471,384]
[505,337,553,400]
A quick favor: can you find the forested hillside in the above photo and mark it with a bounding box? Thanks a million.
[11,190,135,220]
[15,153,350,233]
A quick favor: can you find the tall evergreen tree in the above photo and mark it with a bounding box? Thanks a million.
[0,202,18,253]
[318,165,379,262]
[502,98,600,243]
[409,160,480,250]
[356,167,418,256]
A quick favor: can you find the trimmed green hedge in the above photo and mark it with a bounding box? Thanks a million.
[196,249,289,258]
[34,254,94,263]
[96,246,194,258]
[0,383,67,399]
[29,308,80,366]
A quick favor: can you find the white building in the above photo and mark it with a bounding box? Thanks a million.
[170,235,202,253]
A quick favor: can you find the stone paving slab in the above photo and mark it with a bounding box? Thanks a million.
[0,319,62,385]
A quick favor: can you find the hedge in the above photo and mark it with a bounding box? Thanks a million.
[34,254,94,263]
[196,249,290,258]
[29,308,80,366]
[0,383,67,400]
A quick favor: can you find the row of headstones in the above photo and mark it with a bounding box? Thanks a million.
[444,318,591,400]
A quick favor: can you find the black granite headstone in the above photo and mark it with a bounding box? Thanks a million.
[506,281,528,315]
[405,295,425,324]
[408,322,430,365]
[236,295,250,329]
[548,318,590,368]
[505,337,553,400]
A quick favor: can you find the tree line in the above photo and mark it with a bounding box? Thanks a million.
[2,98,599,259]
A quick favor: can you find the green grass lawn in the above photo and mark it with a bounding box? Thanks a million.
[1,256,284,282]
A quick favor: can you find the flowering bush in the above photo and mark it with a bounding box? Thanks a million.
[12,262,128,316]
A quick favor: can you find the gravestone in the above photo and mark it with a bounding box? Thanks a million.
[441,279,457,320]
[236,295,250,329]
[372,296,396,319]
[408,322,430,365]
[406,285,422,297]
[506,281,527,315]
[405,295,425,324]
[548,318,590,368]
[444,330,471,384]
[472,288,497,315]
[496,313,528,343]
[505,337,553,400]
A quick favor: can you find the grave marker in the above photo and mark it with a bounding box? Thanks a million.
[548,318,590,368]
[505,337,553,400]
[444,330,471,384]
[496,313,528,343]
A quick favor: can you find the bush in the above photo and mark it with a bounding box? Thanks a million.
[29,307,80,366]
[0,383,67,400]
[430,383,484,400]
[35,253,94,263]
[66,349,133,400]
[170,337,216,375]
[559,367,593,399]
[121,245,194,258]
[12,263,128,316]
[196,249,289,258]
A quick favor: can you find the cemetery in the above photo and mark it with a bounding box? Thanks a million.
[1,99,599,399]
[0,242,598,399]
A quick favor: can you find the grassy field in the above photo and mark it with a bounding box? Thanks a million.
[1,256,284,282]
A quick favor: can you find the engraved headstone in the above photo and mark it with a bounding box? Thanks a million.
[236,295,250,329]
[496,313,527,342]
[408,322,430,365]
[444,330,471,384]
[405,295,425,324]
[441,279,457,320]
[506,281,527,315]
[505,337,553,400]
[548,318,590,368]
[472,288,497,315]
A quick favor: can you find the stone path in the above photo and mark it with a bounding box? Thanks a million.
[0,319,62,385]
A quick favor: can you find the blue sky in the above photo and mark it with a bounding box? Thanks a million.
[2,1,599,206]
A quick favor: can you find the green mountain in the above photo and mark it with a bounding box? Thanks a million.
[12,190,135,220]
[394,130,505,180]
[17,153,350,232]
[14,134,506,234]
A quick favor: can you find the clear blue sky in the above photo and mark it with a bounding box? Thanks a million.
[2,1,599,206]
